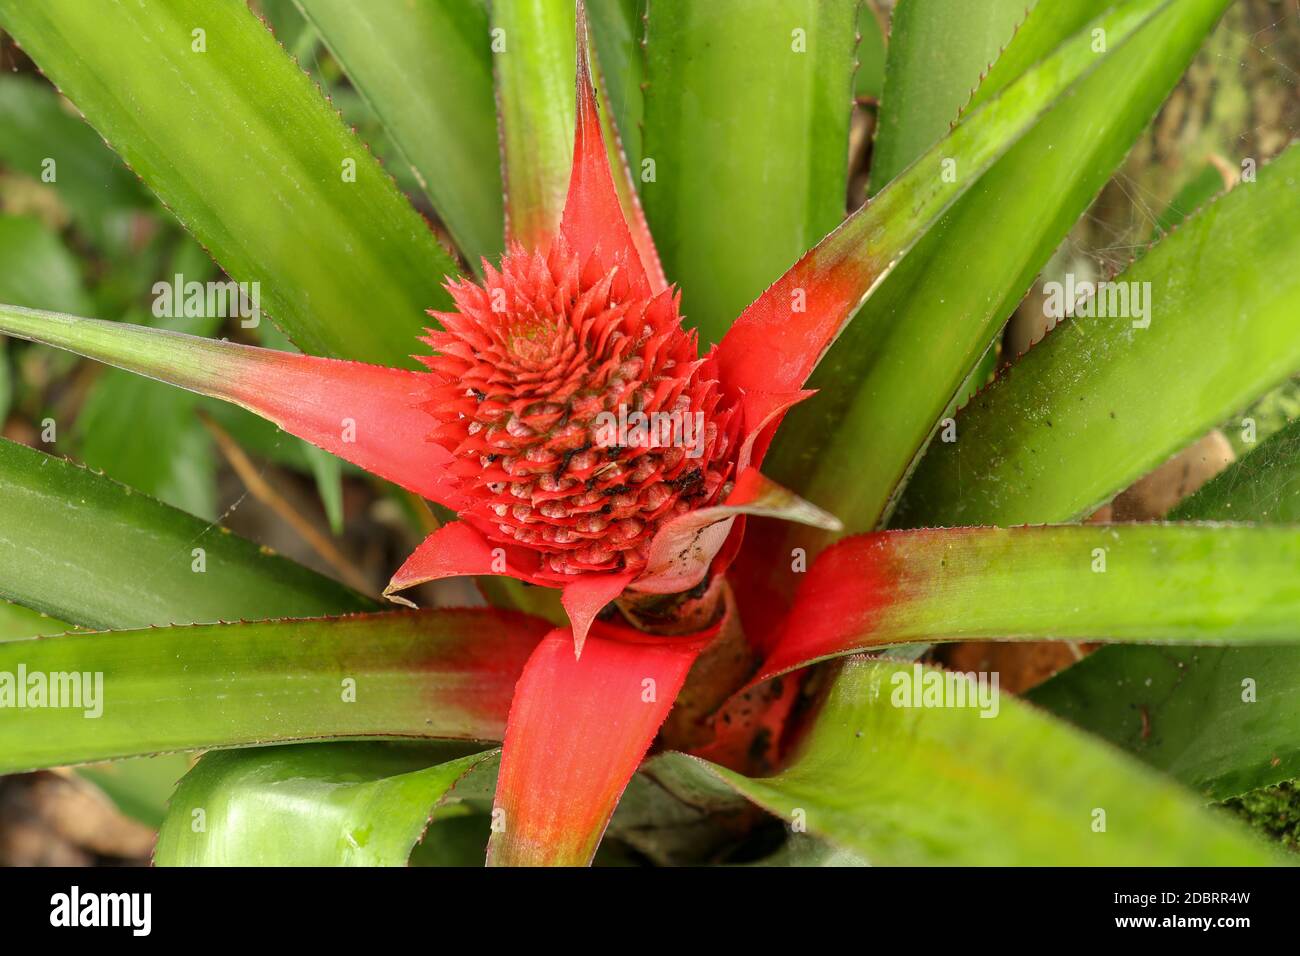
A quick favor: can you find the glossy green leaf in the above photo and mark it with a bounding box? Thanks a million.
[492,0,576,247]
[641,0,857,343]
[761,524,1300,679]
[868,0,1027,194]
[0,609,548,774]
[1030,418,1300,800]
[0,438,372,630]
[893,142,1300,528]
[859,0,1022,418]
[767,0,1233,538]
[155,743,492,865]
[671,658,1280,865]
[0,0,457,366]
[719,0,1176,399]
[294,0,504,266]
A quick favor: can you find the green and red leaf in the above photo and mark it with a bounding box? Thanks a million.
[0,306,456,506]
[760,524,1300,681]
[0,609,550,774]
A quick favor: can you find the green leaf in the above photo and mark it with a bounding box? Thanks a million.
[1031,644,1300,803]
[761,523,1300,680]
[0,437,372,630]
[257,0,318,56]
[0,338,9,425]
[75,309,221,520]
[294,0,504,266]
[669,658,1280,865]
[1029,418,1300,800]
[0,599,71,641]
[0,0,458,366]
[78,754,193,828]
[0,215,93,316]
[893,142,1300,528]
[767,0,1233,537]
[409,814,495,867]
[0,76,151,249]
[0,609,547,774]
[0,213,88,428]
[641,0,857,343]
[492,0,576,247]
[155,743,492,865]
[588,0,646,167]
[1149,160,1229,242]
[867,0,1027,194]
[1169,418,1300,524]
[853,2,886,101]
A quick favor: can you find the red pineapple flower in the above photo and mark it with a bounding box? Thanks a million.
[420,242,739,579]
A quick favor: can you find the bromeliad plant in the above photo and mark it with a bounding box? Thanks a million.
[1,0,1299,865]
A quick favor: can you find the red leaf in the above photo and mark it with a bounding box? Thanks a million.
[754,532,901,682]
[736,388,816,470]
[487,624,706,866]
[559,1,659,296]
[224,349,457,505]
[385,520,545,600]
[386,522,636,658]
[714,226,877,397]
[561,570,638,657]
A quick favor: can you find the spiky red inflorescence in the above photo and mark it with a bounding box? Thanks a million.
[419,240,740,578]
